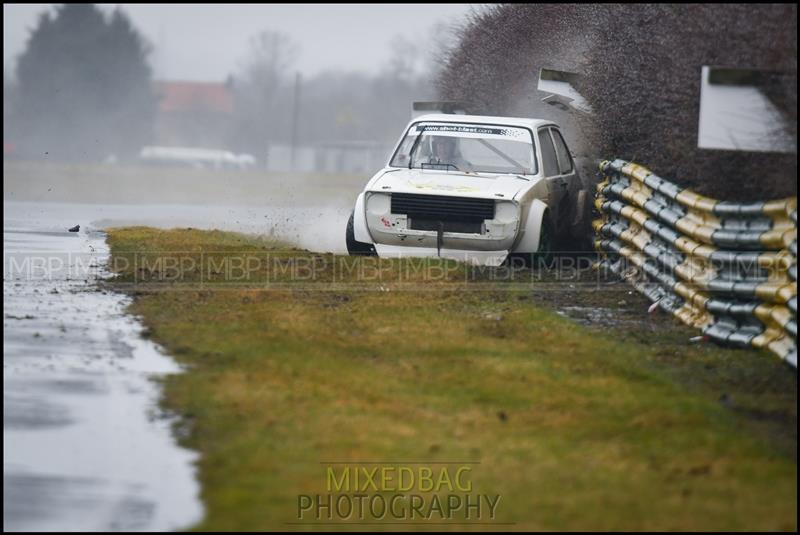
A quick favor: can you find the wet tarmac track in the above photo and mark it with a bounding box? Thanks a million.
[3,203,204,531]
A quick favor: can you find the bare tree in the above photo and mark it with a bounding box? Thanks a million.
[382,35,421,81]
[229,30,300,161]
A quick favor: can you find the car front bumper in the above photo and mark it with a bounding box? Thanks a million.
[372,244,509,266]
[364,192,521,254]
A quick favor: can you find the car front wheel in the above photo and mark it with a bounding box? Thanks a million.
[532,212,555,268]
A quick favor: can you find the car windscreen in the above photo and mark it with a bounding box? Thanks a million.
[389,122,537,175]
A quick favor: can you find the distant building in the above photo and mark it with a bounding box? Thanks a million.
[151,80,393,174]
[154,80,235,149]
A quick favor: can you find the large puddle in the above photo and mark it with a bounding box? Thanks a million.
[3,202,204,531]
[3,198,352,530]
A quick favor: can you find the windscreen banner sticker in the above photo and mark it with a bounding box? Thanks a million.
[410,123,530,141]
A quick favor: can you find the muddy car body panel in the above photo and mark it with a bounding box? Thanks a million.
[349,114,590,265]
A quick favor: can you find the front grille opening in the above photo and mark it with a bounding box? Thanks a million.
[391,193,495,223]
[409,219,482,234]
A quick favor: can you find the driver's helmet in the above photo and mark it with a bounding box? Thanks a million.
[431,136,458,160]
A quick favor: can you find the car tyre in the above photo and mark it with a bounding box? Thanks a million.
[532,212,556,268]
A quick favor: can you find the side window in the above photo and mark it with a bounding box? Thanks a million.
[551,128,573,174]
[537,129,559,177]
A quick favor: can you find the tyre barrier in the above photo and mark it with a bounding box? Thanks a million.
[593,159,797,367]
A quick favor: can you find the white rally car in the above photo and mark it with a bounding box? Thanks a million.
[345,114,592,266]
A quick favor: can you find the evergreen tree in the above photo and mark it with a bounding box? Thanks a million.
[13,4,156,161]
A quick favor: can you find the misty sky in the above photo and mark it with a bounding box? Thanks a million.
[4,3,477,81]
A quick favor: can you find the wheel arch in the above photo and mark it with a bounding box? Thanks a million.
[512,198,550,254]
[352,192,372,243]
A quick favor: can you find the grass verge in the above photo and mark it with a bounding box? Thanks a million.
[106,227,796,531]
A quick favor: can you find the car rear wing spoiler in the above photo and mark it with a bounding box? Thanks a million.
[411,101,472,118]
[537,68,593,115]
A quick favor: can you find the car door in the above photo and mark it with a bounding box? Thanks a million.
[550,127,582,202]
[549,127,578,197]
[549,127,585,240]
[537,127,569,235]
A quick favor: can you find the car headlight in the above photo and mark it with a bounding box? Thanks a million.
[366,192,391,215]
[494,201,518,223]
